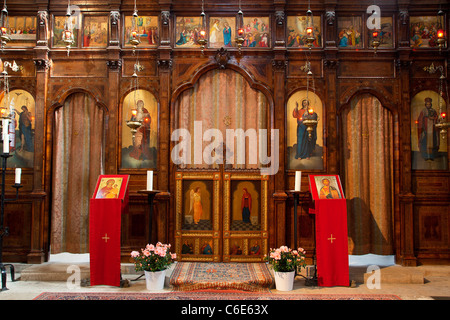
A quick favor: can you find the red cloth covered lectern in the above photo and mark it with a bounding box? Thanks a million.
[89,175,129,287]
[309,175,349,287]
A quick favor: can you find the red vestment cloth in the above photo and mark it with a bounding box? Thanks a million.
[314,199,349,287]
[89,198,125,287]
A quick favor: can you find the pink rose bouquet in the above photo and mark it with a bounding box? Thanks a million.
[131,242,177,272]
[265,246,306,272]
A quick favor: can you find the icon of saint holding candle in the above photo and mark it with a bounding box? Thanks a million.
[129,99,152,161]
[292,99,318,160]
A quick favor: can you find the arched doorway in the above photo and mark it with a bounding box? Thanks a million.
[340,93,394,255]
[171,68,271,262]
[50,92,106,254]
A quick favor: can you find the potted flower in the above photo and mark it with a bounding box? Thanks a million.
[131,242,176,290]
[265,246,306,291]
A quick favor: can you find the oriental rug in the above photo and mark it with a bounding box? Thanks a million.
[33,291,401,300]
[168,262,274,292]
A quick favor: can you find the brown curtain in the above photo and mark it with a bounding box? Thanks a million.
[174,69,268,169]
[341,94,394,255]
[51,93,105,253]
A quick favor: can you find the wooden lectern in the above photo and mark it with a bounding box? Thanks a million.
[308,174,349,287]
[89,175,129,287]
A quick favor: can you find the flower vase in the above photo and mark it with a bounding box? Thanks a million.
[144,270,166,290]
[274,271,295,291]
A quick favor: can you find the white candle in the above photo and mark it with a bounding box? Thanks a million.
[147,170,153,191]
[2,119,8,137]
[294,171,302,191]
[15,168,21,185]
[3,137,8,153]
[3,120,9,153]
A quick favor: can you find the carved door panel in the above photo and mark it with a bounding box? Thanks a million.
[174,171,268,262]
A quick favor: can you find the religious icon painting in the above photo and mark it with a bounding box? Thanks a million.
[230,239,243,255]
[249,240,261,256]
[0,89,35,168]
[95,177,123,199]
[52,15,80,48]
[181,238,194,254]
[230,180,261,231]
[411,90,448,170]
[82,15,108,48]
[209,17,236,48]
[93,175,129,200]
[410,16,446,49]
[200,238,214,255]
[286,90,324,170]
[175,16,203,48]
[7,16,37,47]
[182,180,213,231]
[337,16,362,48]
[121,89,158,169]
[367,16,393,48]
[308,175,345,201]
[286,15,322,48]
[241,17,270,48]
[124,15,159,47]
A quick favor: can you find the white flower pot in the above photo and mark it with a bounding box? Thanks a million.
[144,270,166,290]
[274,271,295,291]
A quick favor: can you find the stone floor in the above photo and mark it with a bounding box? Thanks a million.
[0,262,449,300]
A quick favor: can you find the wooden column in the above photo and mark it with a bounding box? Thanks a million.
[29,9,50,264]
[156,4,172,244]
[324,2,338,174]
[105,10,121,175]
[272,3,288,249]
[396,2,417,266]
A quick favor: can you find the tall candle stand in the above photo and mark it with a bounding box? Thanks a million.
[0,152,22,291]
[131,189,160,282]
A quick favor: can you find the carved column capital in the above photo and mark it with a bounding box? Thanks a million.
[399,10,409,25]
[157,59,173,70]
[161,11,170,26]
[110,11,120,25]
[106,60,122,70]
[395,59,412,70]
[323,59,339,70]
[272,59,287,70]
[215,48,230,69]
[325,11,336,25]
[33,58,50,72]
[36,10,48,47]
[275,11,285,26]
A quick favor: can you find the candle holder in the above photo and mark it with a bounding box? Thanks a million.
[126,119,143,140]
[0,152,22,291]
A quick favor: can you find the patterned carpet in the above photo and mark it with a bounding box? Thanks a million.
[34,291,401,300]
[169,262,274,292]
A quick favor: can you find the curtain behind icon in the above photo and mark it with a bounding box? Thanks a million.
[341,94,394,255]
[51,93,105,253]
